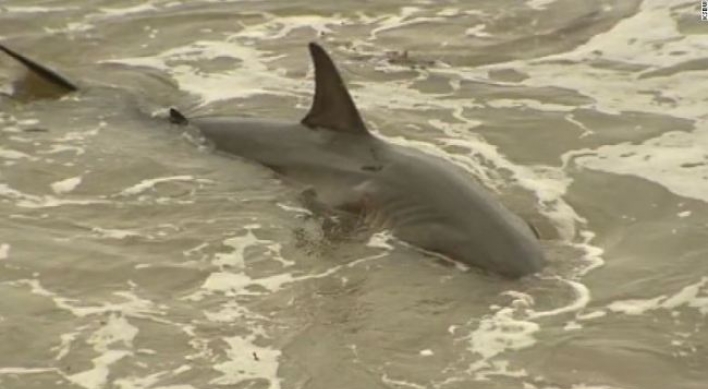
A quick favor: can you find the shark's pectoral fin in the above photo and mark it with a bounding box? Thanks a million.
[297,187,364,240]
[301,43,369,136]
[0,43,78,100]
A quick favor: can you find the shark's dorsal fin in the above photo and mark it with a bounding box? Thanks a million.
[0,43,78,98]
[301,43,369,135]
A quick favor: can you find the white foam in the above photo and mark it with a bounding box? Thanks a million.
[51,176,83,194]
[573,230,606,276]
[526,0,558,10]
[66,314,138,389]
[62,22,94,33]
[0,183,109,208]
[366,231,396,250]
[190,231,388,301]
[501,0,708,205]
[87,314,138,352]
[39,144,86,156]
[265,242,293,267]
[0,367,57,374]
[150,386,195,389]
[91,227,141,240]
[370,7,445,38]
[233,14,336,41]
[275,202,311,215]
[12,135,35,144]
[568,130,708,203]
[67,350,131,389]
[172,366,191,376]
[381,374,428,389]
[192,226,297,297]
[528,279,591,319]
[10,280,174,388]
[113,372,197,389]
[195,251,384,298]
[119,175,210,196]
[19,279,163,319]
[98,4,158,17]
[0,243,9,260]
[20,197,107,208]
[214,227,264,269]
[608,277,708,316]
[577,310,607,321]
[467,301,539,379]
[0,6,75,14]
[196,271,295,299]
[203,301,268,325]
[182,242,209,258]
[210,335,281,388]
[113,372,164,389]
[570,2,700,68]
[607,296,666,316]
[17,119,39,126]
[0,147,33,160]
[54,126,103,143]
[570,385,619,389]
[55,330,83,360]
[486,98,576,112]
[107,41,305,106]
[1,126,21,134]
[465,24,492,38]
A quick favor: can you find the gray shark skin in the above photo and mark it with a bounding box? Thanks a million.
[0,41,546,278]
[180,43,546,278]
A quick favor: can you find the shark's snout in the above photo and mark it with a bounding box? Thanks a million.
[485,233,546,279]
[494,248,545,279]
[442,224,546,279]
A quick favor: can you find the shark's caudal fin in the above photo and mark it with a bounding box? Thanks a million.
[301,43,369,135]
[0,43,78,99]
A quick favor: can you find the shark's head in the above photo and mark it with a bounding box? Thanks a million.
[415,203,545,278]
[450,194,545,278]
[383,155,547,279]
[441,214,546,278]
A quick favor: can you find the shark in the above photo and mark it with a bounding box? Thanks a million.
[0,41,546,278]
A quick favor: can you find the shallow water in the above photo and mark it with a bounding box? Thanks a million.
[1,0,707,388]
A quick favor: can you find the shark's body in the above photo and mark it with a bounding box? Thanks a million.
[1,42,546,278]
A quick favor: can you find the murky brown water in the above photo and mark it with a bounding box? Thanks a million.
[1,1,707,388]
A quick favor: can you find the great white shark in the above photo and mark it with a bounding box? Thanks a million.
[0,42,546,278]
